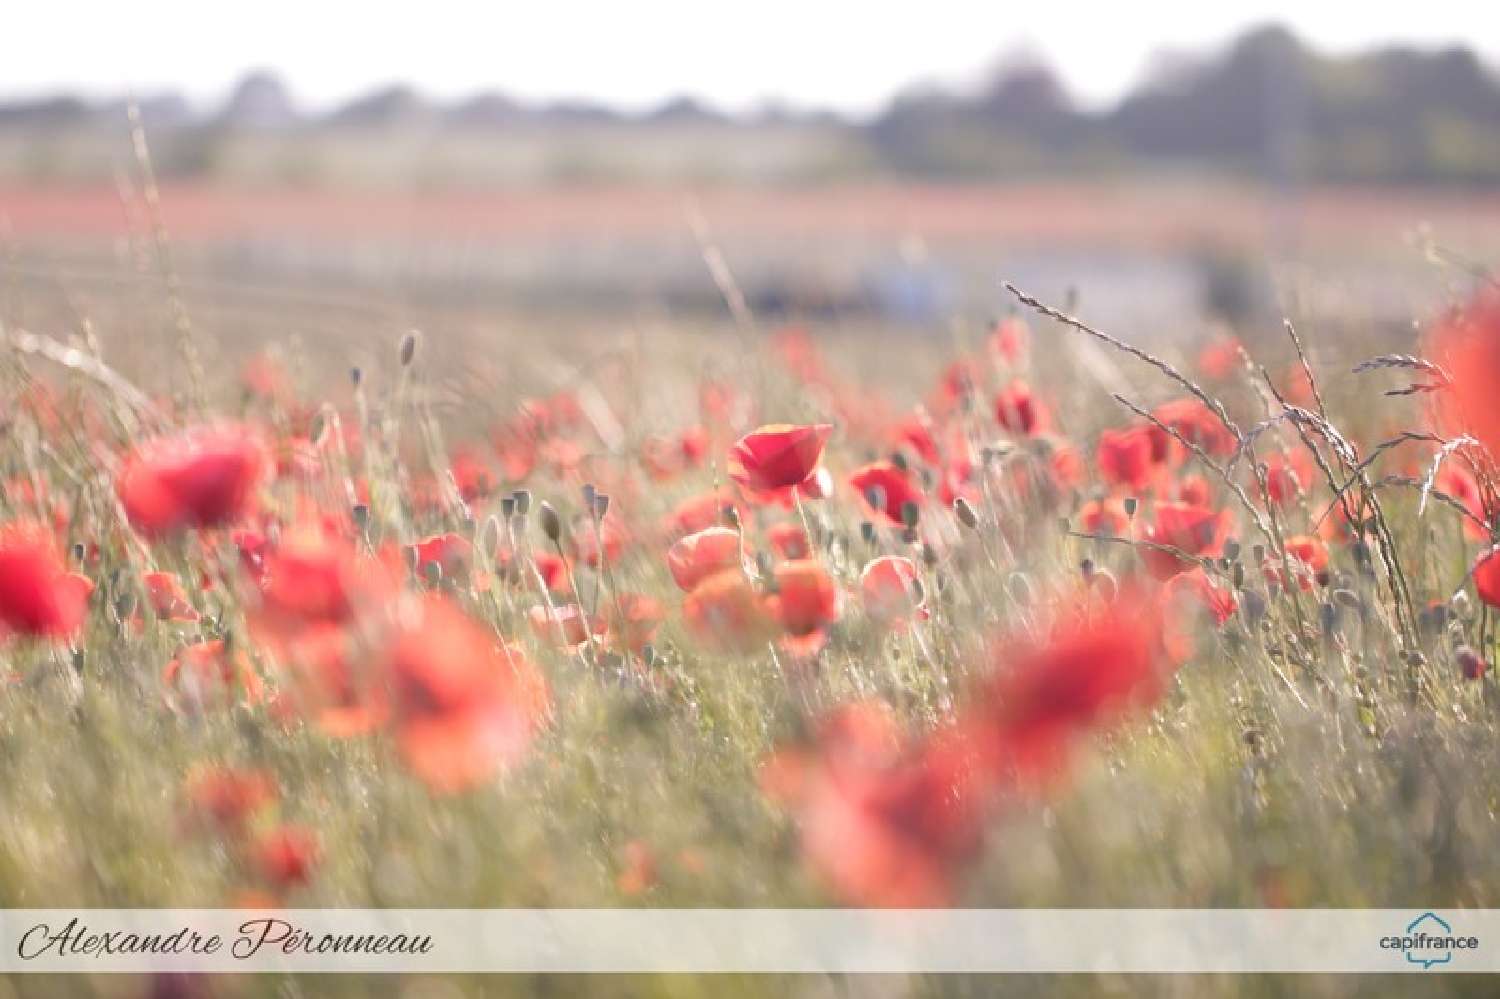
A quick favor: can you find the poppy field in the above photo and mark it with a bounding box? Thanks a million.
[4,254,1500,994]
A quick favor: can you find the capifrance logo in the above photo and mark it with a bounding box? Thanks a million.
[1380,912,1479,969]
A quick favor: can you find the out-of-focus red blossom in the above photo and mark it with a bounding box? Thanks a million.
[182,765,277,833]
[1473,547,1500,608]
[388,595,550,794]
[163,640,265,708]
[860,556,927,629]
[528,603,602,650]
[892,411,942,467]
[1436,462,1490,541]
[252,525,388,632]
[767,522,810,560]
[1161,570,1238,663]
[1150,398,1236,461]
[682,570,775,654]
[760,700,985,907]
[529,552,570,593]
[143,571,199,622]
[409,532,472,579]
[118,424,267,536]
[1048,444,1084,494]
[1078,497,1130,537]
[1172,474,1212,508]
[994,380,1049,436]
[849,461,923,525]
[1285,535,1330,574]
[929,358,980,417]
[1262,448,1315,507]
[770,326,829,385]
[0,521,89,640]
[450,448,498,502]
[610,593,663,653]
[989,317,1029,365]
[1138,502,1232,580]
[571,515,628,568]
[252,825,321,890]
[1096,426,1158,493]
[979,588,1169,782]
[728,423,833,495]
[767,560,839,656]
[1197,336,1245,380]
[665,490,741,540]
[240,353,289,400]
[1278,363,1319,408]
[1425,291,1500,452]
[666,527,745,592]
[616,840,659,896]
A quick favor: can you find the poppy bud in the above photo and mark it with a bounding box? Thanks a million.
[953,496,979,529]
[512,490,532,516]
[1123,497,1138,518]
[352,504,369,532]
[399,331,419,367]
[1223,539,1241,562]
[350,366,363,386]
[859,521,876,545]
[900,501,920,530]
[593,493,611,519]
[1457,646,1487,680]
[539,502,562,543]
[889,452,909,472]
[582,483,597,509]
[501,497,516,519]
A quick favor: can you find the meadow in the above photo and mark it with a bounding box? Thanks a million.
[3,175,1500,998]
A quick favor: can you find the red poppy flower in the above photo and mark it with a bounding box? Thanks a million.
[982,589,1167,781]
[1161,569,1238,663]
[727,424,833,494]
[860,556,926,629]
[182,765,277,834]
[762,701,984,907]
[682,570,776,654]
[892,411,942,467]
[571,514,627,569]
[661,491,735,539]
[388,595,550,794]
[610,593,663,653]
[989,317,1029,365]
[1198,336,1245,380]
[1138,502,1232,580]
[117,424,267,536]
[1096,426,1158,492]
[848,461,923,525]
[1436,463,1490,541]
[1150,398,1236,460]
[252,825,321,890]
[768,560,840,655]
[1425,290,1500,454]
[1285,535,1330,573]
[0,521,89,639]
[994,380,1049,436]
[409,532,472,579]
[1078,498,1130,537]
[1263,448,1315,507]
[451,448,498,503]
[666,527,746,592]
[767,522,810,560]
[1474,547,1500,608]
[529,552,570,593]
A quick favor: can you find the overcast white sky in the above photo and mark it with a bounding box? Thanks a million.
[4,1,1497,114]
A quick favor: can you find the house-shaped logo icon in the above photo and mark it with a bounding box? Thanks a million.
[1402,913,1453,969]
